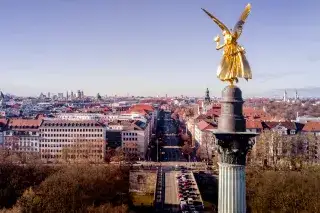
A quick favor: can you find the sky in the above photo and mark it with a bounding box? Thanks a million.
[0,0,319,97]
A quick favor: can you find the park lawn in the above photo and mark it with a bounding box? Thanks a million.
[130,193,154,207]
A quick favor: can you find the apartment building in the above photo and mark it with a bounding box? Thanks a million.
[262,121,297,135]
[106,118,151,160]
[0,119,7,146]
[4,118,42,153]
[122,120,150,160]
[194,120,216,146]
[39,120,106,162]
[56,113,101,120]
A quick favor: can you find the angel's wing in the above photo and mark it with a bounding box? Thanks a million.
[201,8,230,33]
[232,3,251,39]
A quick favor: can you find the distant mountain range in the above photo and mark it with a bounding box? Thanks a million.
[261,87,320,98]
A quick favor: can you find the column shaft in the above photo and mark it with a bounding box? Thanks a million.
[218,163,246,213]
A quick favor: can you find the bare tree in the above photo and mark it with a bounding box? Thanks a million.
[252,130,283,169]
[305,133,319,163]
[60,138,104,164]
[181,143,193,162]
[111,147,125,162]
[196,131,214,163]
[196,146,207,161]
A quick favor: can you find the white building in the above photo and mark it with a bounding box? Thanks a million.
[195,120,216,146]
[0,119,7,145]
[122,120,150,160]
[194,120,216,159]
[56,113,101,121]
[4,119,42,153]
[118,113,147,123]
[103,114,119,122]
[107,119,151,160]
[39,120,106,162]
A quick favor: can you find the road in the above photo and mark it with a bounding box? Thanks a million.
[160,112,186,162]
[164,171,180,212]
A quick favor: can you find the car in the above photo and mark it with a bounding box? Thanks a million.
[189,205,196,211]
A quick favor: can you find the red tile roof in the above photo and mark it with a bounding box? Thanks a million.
[127,109,148,116]
[206,107,221,117]
[302,122,320,132]
[243,107,272,120]
[197,120,216,131]
[0,118,8,126]
[263,121,296,130]
[246,120,263,129]
[195,114,212,121]
[8,118,42,128]
[130,104,154,112]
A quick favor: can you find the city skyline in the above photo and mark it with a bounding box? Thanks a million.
[0,0,319,97]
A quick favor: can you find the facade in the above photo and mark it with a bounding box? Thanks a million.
[302,122,320,136]
[194,120,216,156]
[106,117,151,159]
[195,120,216,145]
[104,114,120,122]
[246,120,263,133]
[118,113,147,122]
[121,120,150,159]
[0,119,7,146]
[105,130,122,149]
[56,113,101,121]
[4,119,42,153]
[262,121,297,135]
[186,119,196,146]
[39,120,106,162]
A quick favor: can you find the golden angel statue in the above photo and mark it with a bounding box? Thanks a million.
[202,3,252,85]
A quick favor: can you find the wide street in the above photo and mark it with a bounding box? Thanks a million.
[159,111,186,162]
[151,110,210,213]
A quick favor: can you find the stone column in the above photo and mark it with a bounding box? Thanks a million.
[213,86,256,213]
[218,163,246,213]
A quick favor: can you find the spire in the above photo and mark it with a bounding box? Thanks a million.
[205,88,211,103]
[295,89,299,100]
[283,90,287,102]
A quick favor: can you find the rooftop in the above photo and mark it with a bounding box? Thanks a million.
[302,121,320,132]
[197,120,216,131]
[41,119,104,127]
[8,118,42,128]
[263,121,296,130]
[246,120,263,129]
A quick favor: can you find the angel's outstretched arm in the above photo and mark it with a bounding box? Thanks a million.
[216,43,225,50]
[214,35,224,50]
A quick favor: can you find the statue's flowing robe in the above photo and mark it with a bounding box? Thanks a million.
[217,42,252,81]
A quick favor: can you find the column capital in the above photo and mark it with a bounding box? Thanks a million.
[215,134,256,165]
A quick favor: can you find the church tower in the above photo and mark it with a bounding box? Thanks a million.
[205,88,211,103]
[202,88,212,114]
[295,90,299,101]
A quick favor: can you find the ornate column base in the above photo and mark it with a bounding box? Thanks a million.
[218,163,246,213]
